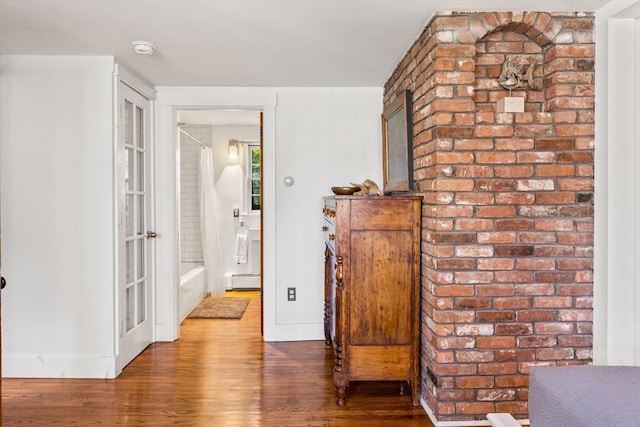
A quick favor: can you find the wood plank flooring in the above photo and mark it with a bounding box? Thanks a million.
[2,296,433,426]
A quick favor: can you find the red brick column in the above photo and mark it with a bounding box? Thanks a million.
[384,12,594,422]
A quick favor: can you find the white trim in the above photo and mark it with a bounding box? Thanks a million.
[634,15,640,365]
[632,15,640,365]
[260,104,277,341]
[607,10,635,365]
[2,355,117,379]
[593,0,640,365]
[112,64,122,375]
[148,93,158,344]
[487,413,523,427]
[421,398,529,427]
[262,321,324,342]
[154,104,181,342]
[156,86,276,107]
[115,63,156,100]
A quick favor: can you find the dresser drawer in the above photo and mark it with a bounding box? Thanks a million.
[323,200,337,248]
[324,219,336,248]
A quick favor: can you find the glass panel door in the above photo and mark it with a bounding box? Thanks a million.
[124,101,147,332]
[118,81,153,371]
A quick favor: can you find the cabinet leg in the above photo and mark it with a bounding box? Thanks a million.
[324,334,332,348]
[335,386,347,407]
[323,299,333,348]
[410,381,420,406]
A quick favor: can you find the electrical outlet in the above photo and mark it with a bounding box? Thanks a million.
[287,287,296,301]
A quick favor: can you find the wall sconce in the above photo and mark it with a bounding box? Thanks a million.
[228,140,240,160]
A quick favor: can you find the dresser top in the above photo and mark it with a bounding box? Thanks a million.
[323,194,422,201]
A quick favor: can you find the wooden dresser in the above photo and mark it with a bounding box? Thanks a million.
[323,195,421,406]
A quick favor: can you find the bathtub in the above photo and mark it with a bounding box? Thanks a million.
[179,263,207,321]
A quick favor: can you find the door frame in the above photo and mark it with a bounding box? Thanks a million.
[593,1,640,365]
[153,87,277,342]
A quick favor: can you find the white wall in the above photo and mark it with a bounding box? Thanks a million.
[0,56,117,377]
[155,86,383,342]
[272,88,383,332]
[594,0,640,365]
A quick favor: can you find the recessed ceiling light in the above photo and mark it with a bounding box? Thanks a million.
[132,41,156,56]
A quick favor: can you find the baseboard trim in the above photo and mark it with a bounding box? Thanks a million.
[2,354,118,379]
[421,397,530,427]
[262,321,324,342]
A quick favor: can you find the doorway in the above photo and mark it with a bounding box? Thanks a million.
[175,109,262,324]
[154,89,276,343]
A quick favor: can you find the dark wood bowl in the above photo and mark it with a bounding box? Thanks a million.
[331,186,360,195]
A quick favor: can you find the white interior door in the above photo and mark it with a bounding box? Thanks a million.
[117,81,154,371]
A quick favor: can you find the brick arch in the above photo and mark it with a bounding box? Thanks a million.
[473,24,546,113]
[471,12,556,47]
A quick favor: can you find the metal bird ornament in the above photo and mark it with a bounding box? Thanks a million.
[498,56,538,94]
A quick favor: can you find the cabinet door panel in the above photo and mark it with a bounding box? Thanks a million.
[349,230,413,345]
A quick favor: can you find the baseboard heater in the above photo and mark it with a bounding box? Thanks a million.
[230,273,260,290]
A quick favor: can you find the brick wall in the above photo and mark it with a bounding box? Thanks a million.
[383,12,594,422]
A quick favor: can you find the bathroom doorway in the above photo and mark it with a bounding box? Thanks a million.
[176,109,263,325]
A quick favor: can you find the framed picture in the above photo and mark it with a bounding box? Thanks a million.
[382,90,413,193]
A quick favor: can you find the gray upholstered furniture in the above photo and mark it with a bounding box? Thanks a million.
[529,365,640,427]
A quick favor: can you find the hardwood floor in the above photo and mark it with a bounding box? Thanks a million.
[2,296,433,426]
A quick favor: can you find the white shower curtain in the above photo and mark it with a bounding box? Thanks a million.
[200,147,225,295]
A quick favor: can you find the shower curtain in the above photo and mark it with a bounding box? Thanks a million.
[200,146,225,295]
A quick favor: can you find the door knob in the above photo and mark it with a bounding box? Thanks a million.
[146,231,158,239]
[1,276,6,289]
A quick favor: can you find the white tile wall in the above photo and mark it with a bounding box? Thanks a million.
[180,125,210,263]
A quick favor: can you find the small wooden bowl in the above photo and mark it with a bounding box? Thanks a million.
[331,186,360,195]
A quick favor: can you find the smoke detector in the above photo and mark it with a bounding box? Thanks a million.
[132,41,156,56]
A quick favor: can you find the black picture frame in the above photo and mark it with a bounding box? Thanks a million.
[382,90,413,193]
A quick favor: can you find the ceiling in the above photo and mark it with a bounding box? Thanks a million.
[0,0,614,88]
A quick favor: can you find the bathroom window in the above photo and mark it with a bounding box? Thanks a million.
[247,143,261,211]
